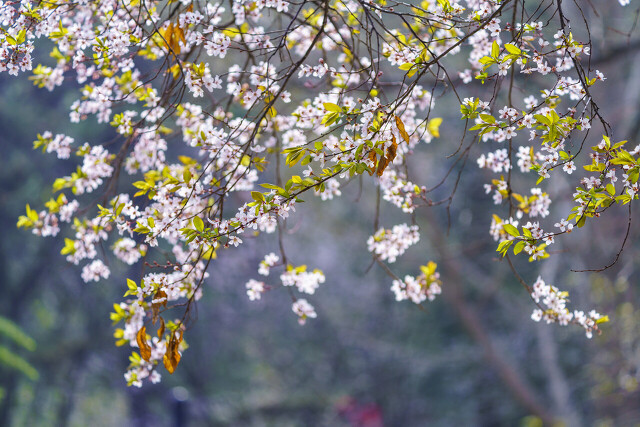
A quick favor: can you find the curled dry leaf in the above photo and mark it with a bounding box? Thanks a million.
[157,317,165,339]
[367,150,377,176]
[395,116,410,143]
[163,329,184,374]
[151,289,167,324]
[136,326,152,362]
[376,137,398,177]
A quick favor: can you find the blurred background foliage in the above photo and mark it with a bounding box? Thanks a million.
[2,1,640,426]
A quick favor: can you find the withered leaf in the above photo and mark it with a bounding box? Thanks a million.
[395,115,410,143]
[157,317,165,339]
[163,332,183,374]
[159,23,186,54]
[376,137,398,177]
[387,136,398,164]
[163,350,177,374]
[152,289,167,324]
[376,155,389,176]
[367,150,377,176]
[136,326,152,362]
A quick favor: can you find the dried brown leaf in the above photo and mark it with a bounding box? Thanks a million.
[157,317,165,339]
[367,150,377,176]
[136,326,152,362]
[395,115,410,143]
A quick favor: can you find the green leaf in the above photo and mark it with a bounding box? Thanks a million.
[260,183,281,190]
[251,191,265,202]
[26,204,38,222]
[479,114,496,123]
[504,43,521,54]
[478,56,495,65]
[323,102,341,113]
[491,40,500,58]
[503,224,520,237]
[513,240,525,255]
[497,239,511,253]
[618,150,636,164]
[60,238,76,255]
[183,169,192,183]
[16,29,26,45]
[132,181,149,190]
[606,184,616,196]
[321,112,338,125]
[611,140,627,150]
[193,216,204,232]
[534,114,551,126]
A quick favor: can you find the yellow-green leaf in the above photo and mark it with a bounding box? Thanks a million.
[323,102,341,113]
[193,216,204,232]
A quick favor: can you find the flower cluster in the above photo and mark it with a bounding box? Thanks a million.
[246,279,266,301]
[530,277,607,338]
[367,224,420,263]
[292,299,317,325]
[258,252,280,276]
[9,0,631,386]
[378,171,424,214]
[391,262,442,305]
[280,266,326,295]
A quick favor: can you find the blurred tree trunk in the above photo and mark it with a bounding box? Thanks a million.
[536,255,583,427]
[425,213,556,424]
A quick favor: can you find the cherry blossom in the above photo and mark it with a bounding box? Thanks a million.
[8,0,630,386]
